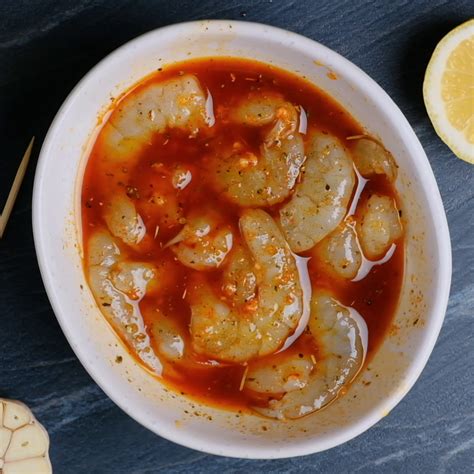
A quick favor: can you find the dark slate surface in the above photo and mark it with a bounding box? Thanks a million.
[1,1,473,472]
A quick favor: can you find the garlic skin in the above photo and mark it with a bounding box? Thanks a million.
[0,399,51,474]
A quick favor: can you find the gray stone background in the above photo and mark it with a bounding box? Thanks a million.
[0,1,473,472]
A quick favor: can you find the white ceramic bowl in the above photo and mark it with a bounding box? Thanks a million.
[33,20,451,458]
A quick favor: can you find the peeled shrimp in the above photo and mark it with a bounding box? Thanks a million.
[316,220,362,280]
[279,132,355,253]
[87,230,162,373]
[245,355,314,394]
[246,291,367,420]
[221,244,257,307]
[102,74,212,161]
[166,213,233,271]
[149,309,186,362]
[187,209,303,363]
[148,308,235,374]
[317,193,402,279]
[103,194,146,246]
[212,95,305,206]
[350,136,398,182]
[356,194,402,259]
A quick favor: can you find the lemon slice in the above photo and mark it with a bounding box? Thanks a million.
[423,19,474,164]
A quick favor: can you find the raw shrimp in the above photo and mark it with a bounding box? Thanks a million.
[148,308,186,362]
[212,95,305,206]
[102,74,212,162]
[221,244,257,307]
[316,194,401,279]
[87,229,163,373]
[356,194,402,259]
[103,194,146,246]
[165,212,234,271]
[316,219,362,280]
[147,306,235,371]
[245,291,367,420]
[245,354,314,394]
[136,162,194,231]
[187,209,304,363]
[279,132,355,253]
[349,136,398,182]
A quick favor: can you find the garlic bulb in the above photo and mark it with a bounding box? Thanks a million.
[0,399,51,473]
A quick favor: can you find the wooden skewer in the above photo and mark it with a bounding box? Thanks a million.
[0,137,34,238]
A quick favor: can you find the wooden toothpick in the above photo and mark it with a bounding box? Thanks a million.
[0,137,34,238]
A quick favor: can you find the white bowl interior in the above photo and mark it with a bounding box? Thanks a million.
[33,20,451,458]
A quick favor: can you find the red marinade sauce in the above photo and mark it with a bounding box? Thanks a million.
[82,58,404,413]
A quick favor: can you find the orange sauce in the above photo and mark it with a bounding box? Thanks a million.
[82,58,404,413]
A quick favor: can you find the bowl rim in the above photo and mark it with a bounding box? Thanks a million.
[32,19,452,459]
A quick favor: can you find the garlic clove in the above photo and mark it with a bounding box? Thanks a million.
[3,457,52,474]
[3,401,31,430]
[5,424,48,462]
[0,427,12,458]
